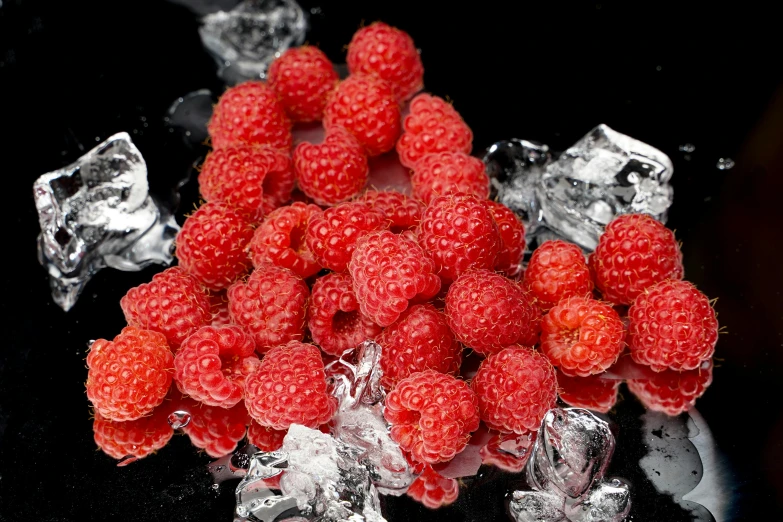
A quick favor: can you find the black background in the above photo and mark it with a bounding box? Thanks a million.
[1,1,782,521]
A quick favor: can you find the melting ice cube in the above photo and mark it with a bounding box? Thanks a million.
[508,490,567,522]
[563,478,631,522]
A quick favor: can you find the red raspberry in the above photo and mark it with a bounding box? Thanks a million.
[175,202,255,291]
[93,408,173,466]
[120,266,212,349]
[323,74,402,156]
[248,202,322,278]
[556,372,620,414]
[486,201,526,279]
[479,432,535,473]
[471,346,557,433]
[411,151,490,205]
[384,369,480,464]
[227,265,309,353]
[540,297,626,377]
[445,270,540,355]
[244,341,338,430]
[207,81,292,151]
[627,279,718,372]
[86,327,173,422]
[359,189,425,233]
[346,21,424,103]
[307,272,382,356]
[305,201,387,272]
[377,303,462,390]
[627,359,713,415]
[406,465,459,509]
[349,230,441,327]
[523,240,594,311]
[589,213,684,305]
[267,45,339,122]
[396,94,473,168]
[173,325,261,408]
[208,291,232,326]
[247,420,287,451]
[178,397,250,458]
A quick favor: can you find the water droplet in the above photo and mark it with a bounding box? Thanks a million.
[678,143,696,153]
[212,483,220,490]
[310,6,322,14]
[716,157,735,170]
[168,410,192,429]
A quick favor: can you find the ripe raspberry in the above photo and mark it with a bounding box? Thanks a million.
[247,420,287,451]
[93,408,173,466]
[208,291,232,326]
[244,341,338,430]
[267,45,339,122]
[86,327,174,422]
[411,151,490,204]
[359,189,425,233]
[207,81,292,151]
[173,325,261,408]
[479,432,535,473]
[377,303,462,390]
[396,94,473,168]
[471,346,557,433]
[627,279,718,372]
[486,201,526,279]
[175,202,255,291]
[418,193,501,284]
[323,74,402,156]
[540,297,625,377]
[406,465,459,509]
[307,272,382,356]
[248,202,322,278]
[179,397,250,458]
[384,370,480,464]
[120,266,212,349]
[349,230,441,327]
[346,21,424,103]
[227,265,309,353]
[305,201,387,272]
[523,240,594,311]
[589,213,684,305]
[556,372,620,414]
[627,359,713,415]
[445,269,540,355]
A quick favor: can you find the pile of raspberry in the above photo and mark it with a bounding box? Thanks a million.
[83,21,719,510]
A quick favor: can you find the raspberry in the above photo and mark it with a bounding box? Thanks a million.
[541,297,625,377]
[178,397,250,458]
[479,432,535,473]
[411,151,490,204]
[323,74,402,156]
[307,272,382,356]
[627,279,718,372]
[359,189,425,233]
[589,213,684,305]
[627,359,713,415]
[396,94,473,168]
[523,240,594,311]
[349,230,441,327]
[346,21,424,103]
[207,80,292,151]
[208,291,232,326]
[406,465,459,509]
[267,45,339,122]
[175,202,255,291]
[248,202,322,278]
[471,346,557,433]
[418,193,501,284]
[244,341,338,430]
[227,265,309,353]
[86,326,173,422]
[120,266,212,349]
[384,369,480,464]
[486,201,526,279]
[556,372,620,414]
[377,303,462,390]
[247,420,287,451]
[93,408,173,466]
[173,325,261,408]
[305,201,387,272]
[445,269,540,355]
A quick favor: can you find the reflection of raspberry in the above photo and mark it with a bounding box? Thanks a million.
[93,408,173,466]
[267,45,339,122]
[120,266,212,349]
[471,346,557,433]
[406,464,459,509]
[411,151,490,204]
[627,359,713,415]
[557,371,620,413]
[378,303,462,390]
[541,297,625,377]
[589,213,684,305]
[247,420,287,451]
[249,202,322,278]
[179,397,250,458]
[384,370,479,464]
[359,189,425,233]
[628,280,718,372]
[479,431,535,473]
[523,240,594,311]
[486,201,526,279]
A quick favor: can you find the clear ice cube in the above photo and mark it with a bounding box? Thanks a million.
[165,89,215,146]
[33,132,179,311]
[508,490,567,522]
[563,478,631,522]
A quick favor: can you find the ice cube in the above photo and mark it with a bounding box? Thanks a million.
[199,0,307,85]
[235,450,300,521]
[508,490,567,522]
[563,478,631,522]
[165,89,214,146]
[33,132,178,311]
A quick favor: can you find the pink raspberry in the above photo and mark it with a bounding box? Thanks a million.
[627,359,713,415]
[486,200,526,279]
[411,151,490,204]
[359,189,425,233]
[523,240,594,311]
[267,45,339,122]
[93,407,173,466]
[177,396,250,458]
[557,372,620,414]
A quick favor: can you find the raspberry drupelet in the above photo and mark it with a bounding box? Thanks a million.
[267,45,339,122]
[411,151,490,204]
[486,200,526,279]
[523,239,594,311]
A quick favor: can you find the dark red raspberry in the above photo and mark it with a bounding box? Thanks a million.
[244,341,338,430]
[178,397,250,458]
[628,279,718,372]
[120,266,212,349]
[627,358,713,415]
[589,213,684,305]
[523,240,594,311]
[349,230,441,326]
[86,327,173,422]
[227,265,309,353]
[93,407,173,466]
[377,303,462,390]
[406,465,459,509]
[208,291,232,326]
[411,151,490,204]
[175,202,255,291]
[557,371,620,413]
[359,189,425,233]
[479,431,535,473]
[267,45,339,122]
[247,420,287,451]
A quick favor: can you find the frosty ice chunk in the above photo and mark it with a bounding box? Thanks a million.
[33,132,178,311]
[563,478,631,522]
[508,490,567,522]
